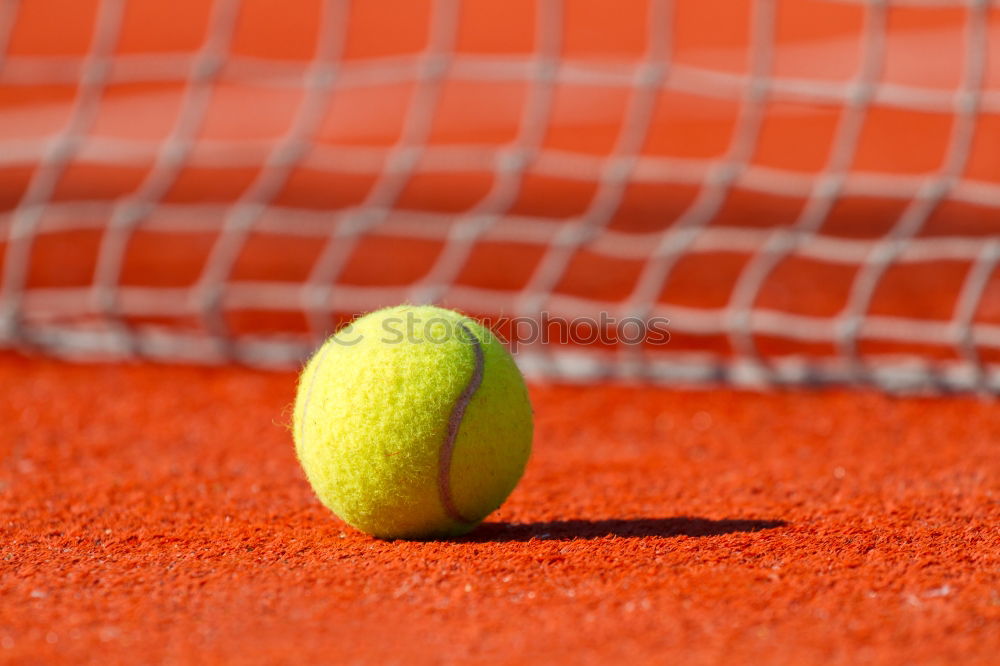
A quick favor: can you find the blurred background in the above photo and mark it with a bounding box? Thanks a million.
[1,0,999,391]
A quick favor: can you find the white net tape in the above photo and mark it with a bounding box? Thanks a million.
[1,0,999,391]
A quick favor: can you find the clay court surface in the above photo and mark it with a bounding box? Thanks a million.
[2,352,997,665]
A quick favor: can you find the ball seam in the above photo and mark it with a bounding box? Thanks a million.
[438,322,485,526]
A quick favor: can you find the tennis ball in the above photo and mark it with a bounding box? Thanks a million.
[293,305,533,539]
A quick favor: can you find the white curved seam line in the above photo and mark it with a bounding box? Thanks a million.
[438,323,485,525]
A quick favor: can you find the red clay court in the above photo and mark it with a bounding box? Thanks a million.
[2,1,1000,664]
[4,358,1000,664]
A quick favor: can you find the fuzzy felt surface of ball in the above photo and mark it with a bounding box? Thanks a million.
[293,305,533,539]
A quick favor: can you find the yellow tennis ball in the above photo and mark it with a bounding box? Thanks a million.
[293,305,533,539]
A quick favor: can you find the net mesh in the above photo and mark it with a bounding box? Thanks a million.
[2,0,1000,391]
